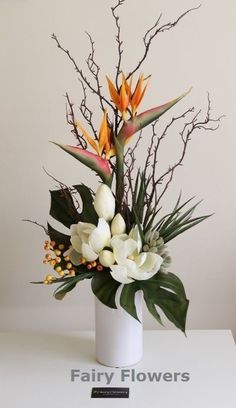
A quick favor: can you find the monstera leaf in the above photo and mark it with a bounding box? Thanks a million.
[140,272,189,333]
[47,223,71,246]
[49,184,98,230]
[73,184,98,224]
[91,272,121,309]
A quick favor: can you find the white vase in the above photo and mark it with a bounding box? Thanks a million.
[95,289,143,367]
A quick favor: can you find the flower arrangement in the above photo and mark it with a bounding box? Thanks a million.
[30,1,221,333]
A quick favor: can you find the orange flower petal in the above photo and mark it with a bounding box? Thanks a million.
[120,78,129,113]
[98,111,110,155]
[130,74,149,115]
[106,76,120,108]
[76,121,99,155]
[122,72,131,99]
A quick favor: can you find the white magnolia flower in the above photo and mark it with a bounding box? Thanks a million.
[64,218,111,264]
[93,184,115,221]
[110,226,163,284]
[111,213,126,236]
[99,250,115,267]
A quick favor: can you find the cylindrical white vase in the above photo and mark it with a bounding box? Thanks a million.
[95,289,143,367]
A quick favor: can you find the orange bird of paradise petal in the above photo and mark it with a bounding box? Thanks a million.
[106,73,148,119]
[98,110,111,156]
[130,74,149,116]
[106,74,130,119]
[76,111,115,159]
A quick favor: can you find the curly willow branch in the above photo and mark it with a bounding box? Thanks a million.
[51,33,116,114]
[127,5,201,80]
[143,95,224,226]
[85,32,105,112]
[111,0,126,88]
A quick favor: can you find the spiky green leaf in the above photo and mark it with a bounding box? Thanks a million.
[54,272,94,300]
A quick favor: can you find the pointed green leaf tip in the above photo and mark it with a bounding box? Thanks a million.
[50,142,112,186]
[118,88,192,144]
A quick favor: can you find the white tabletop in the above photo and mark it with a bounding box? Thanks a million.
[0,330,235,408]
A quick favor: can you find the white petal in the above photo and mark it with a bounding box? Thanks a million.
[134,252,147,268]
[111,213,126,235]
[113,238,137,264]
[93,184,115,221]
[99,250,115,267]
[129,253,163,281]
[76,222,95,235]
[63,248,70,257]
[110,234,128,248]
[71,235,82,253]
[68,248,82,266]
[140,252,162,272]
[89,218,111,252]
[129,225,142,253]
[82,243,98,262]
[70,224,78,236]
[110,265,134,284]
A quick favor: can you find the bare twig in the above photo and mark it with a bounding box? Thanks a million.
[127,6,201,80]
[124,131,143,198]
[85,32,105,111]
[22,219,48,235]
[143,119,158,183]
[143,95,223,226]
[78,80,98,140]
[111,0,126,88]
[43,168,81,210]
[65,92,87,148]
[51,33,116,113]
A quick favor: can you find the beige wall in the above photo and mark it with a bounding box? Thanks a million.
[0,0,235,335]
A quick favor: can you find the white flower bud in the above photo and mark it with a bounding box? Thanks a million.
[99,250,115,267]
[111,213,126,236]
[93,184,115,221]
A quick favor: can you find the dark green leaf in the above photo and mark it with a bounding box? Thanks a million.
[133,170,141,205]
[47,223,70,246]
[164,215,211,243]
[161,201,202,238]
[50,189,80,228]
[159,197,194,234]
[91,272,121,309]
[120,283,141,322]
[73,184,98,224]
[54,280,77,300]
[151,272,187,299]
[139,273,189,333]
[144,207,162,234]
[154,288,189,333]
[135,172,145,222]
[54,272,94,300]
[133,208,145,243]
[143,295,163,325]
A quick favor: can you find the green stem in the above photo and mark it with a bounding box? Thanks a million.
[114,138,125,213]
